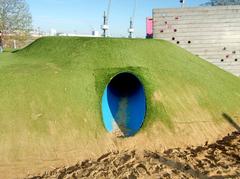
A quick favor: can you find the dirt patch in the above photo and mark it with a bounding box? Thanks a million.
[26,131,240,179]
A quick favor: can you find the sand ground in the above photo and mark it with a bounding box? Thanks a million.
[26,131,240,179]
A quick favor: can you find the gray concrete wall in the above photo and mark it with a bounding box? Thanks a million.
[153,5,240,77]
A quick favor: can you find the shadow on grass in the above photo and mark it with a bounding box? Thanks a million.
[222,113,240,131]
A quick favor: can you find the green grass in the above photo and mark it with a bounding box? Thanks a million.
[0,37,239,168]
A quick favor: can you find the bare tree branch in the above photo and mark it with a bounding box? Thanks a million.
[0,0,32,47]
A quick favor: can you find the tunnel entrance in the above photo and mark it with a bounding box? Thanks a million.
[101,72,146,137]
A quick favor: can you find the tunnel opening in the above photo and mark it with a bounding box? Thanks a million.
[101,72,146,137]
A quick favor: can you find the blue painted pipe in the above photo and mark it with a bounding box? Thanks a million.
[101,72,146,137]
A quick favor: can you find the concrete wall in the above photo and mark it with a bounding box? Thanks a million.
[153,5,240,77]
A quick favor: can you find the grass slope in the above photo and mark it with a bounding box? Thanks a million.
[0,37,239,178]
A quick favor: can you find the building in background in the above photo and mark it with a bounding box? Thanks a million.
[151,5,240,77]
[12,29,101,49]
[50,29,57,36]
[58,30,100,37]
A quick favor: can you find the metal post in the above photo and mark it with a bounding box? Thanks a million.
[101,11,109,37]
[180,0,185,8]
[128,18,134,38]
[103,11,107,37]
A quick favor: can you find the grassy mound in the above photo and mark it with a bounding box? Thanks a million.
[0,37,239,178]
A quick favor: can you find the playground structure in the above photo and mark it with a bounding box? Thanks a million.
[0,37,239,178]
[146,17,153,39]
[0,1,240,178]
[152,5,240,77]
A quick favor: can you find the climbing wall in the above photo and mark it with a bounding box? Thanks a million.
[153,5,240,77]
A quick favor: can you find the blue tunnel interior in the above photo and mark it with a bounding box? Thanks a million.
[102,72,146,137]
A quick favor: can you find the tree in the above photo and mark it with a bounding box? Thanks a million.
[202,0,240,6]
[0,0,32,47]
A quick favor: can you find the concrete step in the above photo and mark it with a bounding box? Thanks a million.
[153,30,240,37]
[154,24,240,31]
[153,13,240,21]
[153,6,240,15]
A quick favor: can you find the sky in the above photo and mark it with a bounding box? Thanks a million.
[26,0,208,37]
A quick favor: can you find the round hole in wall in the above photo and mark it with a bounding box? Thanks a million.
[174,29,177,32]
[101,72,146,137]
[188,41,191,44]
[177,41,180,44]
[172,37,175,41]
[235,59,238,62]
[221,59,224,62]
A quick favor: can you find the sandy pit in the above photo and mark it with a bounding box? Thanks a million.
[26,131,240,179]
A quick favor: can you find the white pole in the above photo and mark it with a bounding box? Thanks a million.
[13,40,17,49]
[0,31,3,53]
